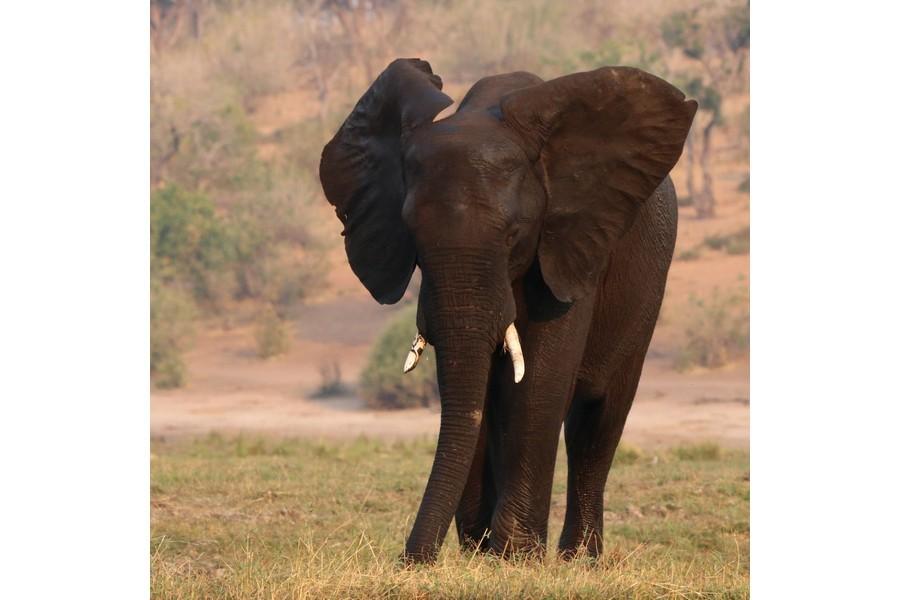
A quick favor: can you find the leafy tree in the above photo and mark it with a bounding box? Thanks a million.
[724,1,750,53]
[684,77,722,218]
[662,3,747,218]
[661,9,705,60]
[151,0,205,55]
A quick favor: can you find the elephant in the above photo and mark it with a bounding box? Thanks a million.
[319,58,697,564]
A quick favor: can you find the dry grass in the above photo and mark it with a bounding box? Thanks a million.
[151,436,749,598]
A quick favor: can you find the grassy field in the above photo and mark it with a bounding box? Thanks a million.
[151,435,749,599]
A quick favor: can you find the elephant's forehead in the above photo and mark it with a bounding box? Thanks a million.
[404,140,523,205]
[407,113,524,169]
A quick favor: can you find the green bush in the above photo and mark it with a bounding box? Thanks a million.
[703,227,749,255]
[255,304,291,359]
[359,305,438,409]
[150,278,196,389]
[677,248,701,261]
[151,178,326,310]
[151,184,232,303]
[674,287,749,371]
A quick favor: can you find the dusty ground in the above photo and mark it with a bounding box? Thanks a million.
[151,356,747,447]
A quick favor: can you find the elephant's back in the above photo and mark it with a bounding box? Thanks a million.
[576,177,678,393]
[456,72,544,113]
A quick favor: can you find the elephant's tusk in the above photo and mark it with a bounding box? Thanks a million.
[403,333,427,374]
[503,323,525,383]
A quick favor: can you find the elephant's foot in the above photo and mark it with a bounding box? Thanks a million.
[488,514,547,559]
[558,528,603,560]
[399,545,439,566]
[489,534,546,560]
[457,525,492,553]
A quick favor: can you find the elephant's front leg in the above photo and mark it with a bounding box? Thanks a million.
[454,398,496,552]
[488,288,597,557]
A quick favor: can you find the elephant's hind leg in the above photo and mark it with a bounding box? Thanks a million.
[558,353,644,558]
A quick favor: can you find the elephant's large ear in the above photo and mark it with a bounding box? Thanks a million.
[319,59,452,304]
[501,67,697,302]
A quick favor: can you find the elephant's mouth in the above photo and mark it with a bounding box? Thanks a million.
[402,321,525,383]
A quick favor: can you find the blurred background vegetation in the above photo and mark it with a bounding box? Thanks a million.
[150,0,749,393]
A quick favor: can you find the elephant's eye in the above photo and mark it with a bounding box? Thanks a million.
[506,229,518,248]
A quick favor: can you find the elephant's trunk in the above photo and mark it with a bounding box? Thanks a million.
[403,329,493,562]
[403,251,511,563]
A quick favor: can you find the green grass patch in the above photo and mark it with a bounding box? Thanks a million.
[151,435,748,598]
[671,442,723,461]
[612,443,643,466]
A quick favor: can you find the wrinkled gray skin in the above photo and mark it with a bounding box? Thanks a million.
[319,59,697,563]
